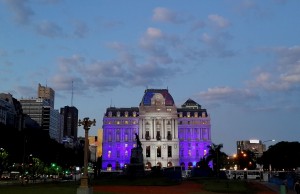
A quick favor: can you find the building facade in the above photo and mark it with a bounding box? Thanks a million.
[20,98,62,142]
[60,106,78,139]
[236,140,266,157]
[0,93,23,130]
[102,89,211,170]
[38,83,55,108]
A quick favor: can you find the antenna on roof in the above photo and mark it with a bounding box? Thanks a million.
[110,98,112,107]
[71,80,74,106]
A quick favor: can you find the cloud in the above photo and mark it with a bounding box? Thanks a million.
[51,51,179,93]
[57,54,85,73]
[200,32,235,58]
[0,49,8,57]
[73,20,89,38]
[208,14,230,29]
[35,20,63,38]
[40,0,62,4]
[138,27,174,64]
[249,46,300,91]
[152,7,186,24]
[2,0,34,25]
[191,20,206,32]
[51,75,84,91]
[199,86,258,104]
[233,0,270,19]
[15,86,36,98]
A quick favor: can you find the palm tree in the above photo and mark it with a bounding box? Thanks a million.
[206,143,227,176]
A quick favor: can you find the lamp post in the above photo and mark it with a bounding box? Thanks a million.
[263,140,275,143]
[78,117,96,193]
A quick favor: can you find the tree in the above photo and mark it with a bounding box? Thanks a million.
[0,148,9,175]
[206,143,227,176]
[259,141,300,170]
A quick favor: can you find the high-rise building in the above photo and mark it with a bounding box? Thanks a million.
[0,93,23,130]
[38,83,55,108]
[102,89,211,170]
[20,98,61,142]
[60,106,78,139]
[236,140,266,157]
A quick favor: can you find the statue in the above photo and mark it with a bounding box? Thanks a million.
[127,133,144,177]
[135,133,142,148]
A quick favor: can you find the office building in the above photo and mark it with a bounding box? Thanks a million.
[0,93,23,130]
[38,83,55,108]
[20,98,61,142]
[60,106,78,139]
[236,140,266,157]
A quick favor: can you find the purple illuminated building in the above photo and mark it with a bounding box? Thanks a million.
[102,89,211,170]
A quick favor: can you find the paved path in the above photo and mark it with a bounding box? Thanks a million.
[94,180,281,194]
[256,181,297,194]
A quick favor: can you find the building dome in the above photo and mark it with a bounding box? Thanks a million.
[141,89,175,106]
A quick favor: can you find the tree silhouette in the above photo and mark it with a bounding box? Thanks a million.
[206,143,227,176]
[259,141,300,170]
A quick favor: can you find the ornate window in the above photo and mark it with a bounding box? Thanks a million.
[156,131,161,140]
[145,131,150,140]
[146,146,150,157]
[179,112,183,117]
[167,131,172,140]
[187,112,190,117]
[157,146,161,157]
[168,146,172,157]
[194,112,198,117]
[108,133,112,142]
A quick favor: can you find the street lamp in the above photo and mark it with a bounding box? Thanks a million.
[262,140,275,143]
[78,117,96,193]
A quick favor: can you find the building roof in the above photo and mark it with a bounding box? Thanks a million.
[140,89,175,106]
[181,98,201,109]
[104,107,139,117]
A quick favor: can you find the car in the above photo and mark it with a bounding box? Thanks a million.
[1,172,11,180]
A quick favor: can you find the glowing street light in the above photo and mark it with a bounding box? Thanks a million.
[263,139,275,143]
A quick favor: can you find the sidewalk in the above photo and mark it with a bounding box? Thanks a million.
[259,181,296,194]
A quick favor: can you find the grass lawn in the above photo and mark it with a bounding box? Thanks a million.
[0,182,78,194]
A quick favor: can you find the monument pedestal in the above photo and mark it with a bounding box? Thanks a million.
[126,147,145,177]
[77,187,93,194]
[77,176,93,194]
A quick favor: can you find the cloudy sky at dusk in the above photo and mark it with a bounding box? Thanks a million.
[1,0,299,155]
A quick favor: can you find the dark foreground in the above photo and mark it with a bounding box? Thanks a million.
[0,179,276,194]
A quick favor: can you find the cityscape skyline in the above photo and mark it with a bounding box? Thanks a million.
[0,1,299,155]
